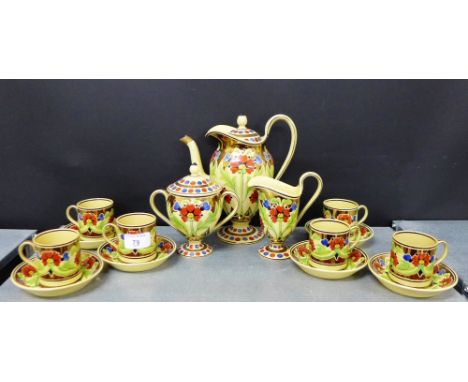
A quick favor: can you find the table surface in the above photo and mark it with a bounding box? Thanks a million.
[0,226,465,301]
[0,229,36,264]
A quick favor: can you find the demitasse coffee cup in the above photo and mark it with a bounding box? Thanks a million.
[66,198,114,238]
[103,213,158,264]
[18,228,82,287]
[323,198,368,226]
[305,218,361,270]
[389,230,448,288]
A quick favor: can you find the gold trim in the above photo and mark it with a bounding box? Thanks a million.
[75,197,114,210]
[323,198,358,211]
[115,213,156,228]
[393,230,439,250]
[305,219,350,235]
[33,228,80,248]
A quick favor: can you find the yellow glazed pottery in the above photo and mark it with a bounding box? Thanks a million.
[11,251,103,298]
[290,241,368,280]
[62,223,107,250]
[17,228,82,287]
[206,114,297,245]
[369,253,457,298]
[305,219,361,270]
[66,198,114,238]
[98,235,176,272]
[150,136,240,257]
[103,213,158,264]
[248,172,323,260]
[388,230,449,288]
[351,223,374,245]
[323,198,368,226]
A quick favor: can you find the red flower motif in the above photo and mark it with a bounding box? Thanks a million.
[373,260,384,271]
[162,242,172,252]
[337,214,353,225]
[22,264,37,277]
[249,190,258,204]
[297,244,310,257]
[411,251,431,267]
[350,250,362,262]
[230,155,256,174]
[41,250,61,266]
[308,239,315,251]
[270,206,290,223]
[225,194,232,204]
[82,212,97,225]
[82,256,96,269]
[75,252,81,265]
[390,250,399,266]
[360,227,367,236]
[440,275,454,287]
[180,204,202,222]
[329,237,346,250]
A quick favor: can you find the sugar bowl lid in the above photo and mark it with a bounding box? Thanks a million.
[206,115,263,145]
[166,135,223,197]
[167,173,222,197]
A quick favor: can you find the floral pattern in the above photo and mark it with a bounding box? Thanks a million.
[229,155,256,174]
[258,195,299,242]
[389,242,437,281]
[174,201,210,222]
[77,208,114,236]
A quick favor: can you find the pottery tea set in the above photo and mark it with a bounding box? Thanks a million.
[11,114,458,298]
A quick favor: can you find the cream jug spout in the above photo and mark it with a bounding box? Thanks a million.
[180,135,206,176]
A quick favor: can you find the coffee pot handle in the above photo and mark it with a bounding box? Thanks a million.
[149,189,175,229]
[434,240,449,265]
[297,172,323,223]
[212,191,240,233]
[263,114,298,180]
[65,205,79,227]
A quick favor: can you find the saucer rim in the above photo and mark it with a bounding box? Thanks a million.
[289,240,369,274]
[368,252,458,293]
[355,223,374,243]
[97,234,177,267]
[10,251,104,292]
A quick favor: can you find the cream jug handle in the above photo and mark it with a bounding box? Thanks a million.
[212,191,240,233]
[297,172,323,223]
[149,189,175,229]
[263,114,298,180]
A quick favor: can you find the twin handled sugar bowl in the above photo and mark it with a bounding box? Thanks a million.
[150,136,239,257]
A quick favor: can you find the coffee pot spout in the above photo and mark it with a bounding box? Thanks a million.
[180,135,206,177]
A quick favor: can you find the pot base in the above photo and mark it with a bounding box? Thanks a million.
[258,243,290,260]
[178,241,213,258]
[217,225,264,244]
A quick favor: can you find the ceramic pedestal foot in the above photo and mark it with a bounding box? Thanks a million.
[258,243,290,260]
[178,241,213,258]
[217,223,264,244]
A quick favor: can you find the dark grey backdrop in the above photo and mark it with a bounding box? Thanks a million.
[1,80,467,230]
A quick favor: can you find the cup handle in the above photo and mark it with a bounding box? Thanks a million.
[149,189,175,229]
[348,225,362,250]
[18,240,36,266]
[212,191,240,233]
[297,172,324,223]
[434,240,448,266]
[262,114,298,180]
[102,223,119,247]
[65,204,79,227]
[354,204,368,226]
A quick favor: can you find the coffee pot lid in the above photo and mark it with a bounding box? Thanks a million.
[206,115,263,145]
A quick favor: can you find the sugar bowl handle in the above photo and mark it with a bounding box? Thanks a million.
[263,114,298,181]
[149,189,175,229]
[212,191,240,233]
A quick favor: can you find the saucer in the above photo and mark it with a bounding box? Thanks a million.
[10,251,103,298]
[350,223,374,244]
[97,235,176,272]
[368,253,458,298]
[289,240,368,280]
[62,223,107,250]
